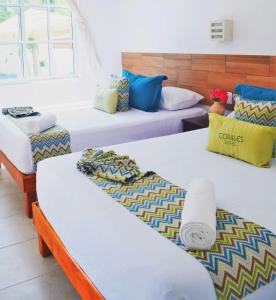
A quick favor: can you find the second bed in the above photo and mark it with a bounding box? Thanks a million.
[35,129,276,300]
[0,103,207,217]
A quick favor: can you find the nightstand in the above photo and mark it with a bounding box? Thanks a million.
[182,114,209,132]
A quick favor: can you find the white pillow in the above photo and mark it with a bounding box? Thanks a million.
[226,92,233,104]
[159,87,204,110]
[227,111,235,118]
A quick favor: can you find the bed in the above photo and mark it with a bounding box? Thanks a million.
[34,129,276,300]
[0,103,207,217]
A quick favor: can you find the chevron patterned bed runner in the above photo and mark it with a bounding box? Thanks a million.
[29,126,71,170]
[9,117,71,170]
[90,174,276,300]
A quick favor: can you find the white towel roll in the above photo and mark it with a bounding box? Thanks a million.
[25,113,57,135]
[179,178,216,250]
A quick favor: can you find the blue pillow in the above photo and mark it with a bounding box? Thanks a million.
[122,69,168,112]
[235,84,276,101]
[122,69,141,84]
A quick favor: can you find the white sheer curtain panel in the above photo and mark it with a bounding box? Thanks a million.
[67,0,102,82]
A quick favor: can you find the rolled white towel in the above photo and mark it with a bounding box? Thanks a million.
[25,113,57,135]
[180,178,216,250]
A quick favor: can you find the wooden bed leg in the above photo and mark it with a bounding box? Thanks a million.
[24,191,37,218]
[38,234,52,257]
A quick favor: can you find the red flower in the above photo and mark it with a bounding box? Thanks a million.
[210,88,228,104]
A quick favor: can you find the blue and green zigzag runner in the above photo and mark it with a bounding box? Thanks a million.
[8,116,71,170]
[91,174,276,300]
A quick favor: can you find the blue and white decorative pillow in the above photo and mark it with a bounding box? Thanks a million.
[233,94,276,158]
[233,95,276,127]
[110,75,130,112]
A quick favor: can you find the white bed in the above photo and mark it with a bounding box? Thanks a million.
[37,129,276,300]
[0,103,207,174]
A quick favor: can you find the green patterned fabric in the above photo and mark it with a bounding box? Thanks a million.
[9,116,71,170]
[233,95,276,159]
[77,148,150,183]
[110,75,130,112]
[92,174,276,300]
[233,95,276,127]
[77,150,276,300]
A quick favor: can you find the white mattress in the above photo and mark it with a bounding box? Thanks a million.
[0,103,207,174]
[37,129,276,300]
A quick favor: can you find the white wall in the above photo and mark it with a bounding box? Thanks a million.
[0,0,121,108]
[80,0,121,80]
[119,0,276,55]
[1,0,275,108]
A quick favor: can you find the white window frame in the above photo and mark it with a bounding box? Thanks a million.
[0,0,77,85]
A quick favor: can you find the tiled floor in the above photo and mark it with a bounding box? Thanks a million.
[0,166,80,300]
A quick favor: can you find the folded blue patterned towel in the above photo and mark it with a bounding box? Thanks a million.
[2,106,40,118]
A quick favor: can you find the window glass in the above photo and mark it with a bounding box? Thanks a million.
[23,1,48,5]
[0,6,20,42]
[52,42,74,77]
[26,42,50,78]
[0,1,19,4]
[49,8,72,40]
[0,0,76,82]
[24,7,48,41]
[0,44,22,80]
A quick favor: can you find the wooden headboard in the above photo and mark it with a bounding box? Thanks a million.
[122,53,276,105]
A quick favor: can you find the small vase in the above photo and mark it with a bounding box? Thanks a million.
[210,102,225,115]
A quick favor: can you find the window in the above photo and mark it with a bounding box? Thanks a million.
[0,0,76,83]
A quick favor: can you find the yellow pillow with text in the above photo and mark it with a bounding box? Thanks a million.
[207,113,275,167]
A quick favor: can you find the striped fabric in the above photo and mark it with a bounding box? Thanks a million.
[233,95,276,158]
[90,173,276,300]
[234,96,276,127]
[29,126,71,170]
[110,75,130,112]
[9,116,71,170]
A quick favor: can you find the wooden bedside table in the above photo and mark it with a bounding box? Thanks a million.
[182,114,209,132]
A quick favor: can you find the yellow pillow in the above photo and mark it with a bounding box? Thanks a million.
[94,88,118,114]
[207,113,276,167]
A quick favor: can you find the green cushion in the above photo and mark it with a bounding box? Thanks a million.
[207,113,276,167]
[94,88,118,114]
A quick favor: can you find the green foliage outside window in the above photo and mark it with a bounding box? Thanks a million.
[0,0,69,24]
[0,6,15,23]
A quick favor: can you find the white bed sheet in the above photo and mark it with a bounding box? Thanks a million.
[0,103,207,174]
[37,129,276,300]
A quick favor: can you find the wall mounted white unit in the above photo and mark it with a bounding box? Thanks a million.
[210,20,233,41]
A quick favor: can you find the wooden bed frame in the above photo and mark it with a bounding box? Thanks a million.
[32,202,104,299]
[0,150,36,218]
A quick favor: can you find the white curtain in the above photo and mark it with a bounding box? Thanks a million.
[66,0,102,83]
